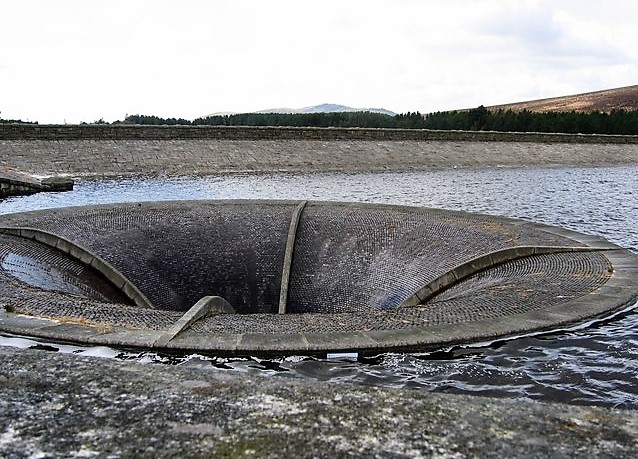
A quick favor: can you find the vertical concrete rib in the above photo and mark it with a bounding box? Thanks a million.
[279,201,308,314]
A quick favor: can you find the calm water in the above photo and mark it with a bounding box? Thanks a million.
[1,166,637,408]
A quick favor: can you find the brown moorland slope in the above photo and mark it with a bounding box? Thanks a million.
[488,85,638,113]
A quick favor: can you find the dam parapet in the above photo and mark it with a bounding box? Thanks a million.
[2,124,638,143]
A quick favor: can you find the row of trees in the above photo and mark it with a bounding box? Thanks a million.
[114,114,192,125]
[117,108,638,135]
[0,111,35,124]
[4,108,637,134]
[422,106,638,135]
[120,111,401,128]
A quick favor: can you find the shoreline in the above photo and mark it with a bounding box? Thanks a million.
[50,161,638,184]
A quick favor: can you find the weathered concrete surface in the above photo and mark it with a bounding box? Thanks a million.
[1,346,637,458]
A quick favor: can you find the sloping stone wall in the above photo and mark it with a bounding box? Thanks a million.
[2,124,638,142]
[1,125,637,177]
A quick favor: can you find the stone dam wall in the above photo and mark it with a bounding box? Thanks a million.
[3,124,638,142]
[1,124,637,177]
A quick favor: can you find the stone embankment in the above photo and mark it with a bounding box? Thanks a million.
[1,125,637,177]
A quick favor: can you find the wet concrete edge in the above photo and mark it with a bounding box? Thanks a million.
[1,345,638,457]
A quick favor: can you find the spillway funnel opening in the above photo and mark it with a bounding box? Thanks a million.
[1,200,637,356]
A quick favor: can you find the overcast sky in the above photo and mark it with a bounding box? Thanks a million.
[1,0,636,124]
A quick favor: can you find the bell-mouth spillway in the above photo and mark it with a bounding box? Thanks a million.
[0,199,637,356]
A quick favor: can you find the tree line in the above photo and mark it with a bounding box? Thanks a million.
[119,111,402,128]
[3,108,637,134]
[0,111,36,124]
[421,106,638,135]
[116,108,638,135]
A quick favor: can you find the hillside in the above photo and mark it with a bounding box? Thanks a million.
[207,104,396,117]
[256,104,396,116]
[488,85,638,113]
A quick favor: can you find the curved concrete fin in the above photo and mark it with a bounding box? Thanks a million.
[0,226,155,309]
[400,245,613,307]
[153,296,235,348]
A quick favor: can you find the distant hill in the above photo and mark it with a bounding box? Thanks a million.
[257,104,396,116]
[488,85,638,113]
[207,104,396,117]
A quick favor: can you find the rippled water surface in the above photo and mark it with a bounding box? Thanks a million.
[2,166,637,408]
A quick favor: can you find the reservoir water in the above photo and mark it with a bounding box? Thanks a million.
[1,165,637,408]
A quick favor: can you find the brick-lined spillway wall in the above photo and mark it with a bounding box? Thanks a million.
[2,200,638,354]
[1,125,637,176]
[0,200,618,315]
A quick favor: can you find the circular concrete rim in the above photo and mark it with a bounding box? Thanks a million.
[1,200,638,357]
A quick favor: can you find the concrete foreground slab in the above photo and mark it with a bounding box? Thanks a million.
[1,346,637,458]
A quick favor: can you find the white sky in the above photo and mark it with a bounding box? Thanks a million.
[1,0,637,124]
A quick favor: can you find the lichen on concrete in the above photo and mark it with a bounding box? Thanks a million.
[1,346,637,458]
